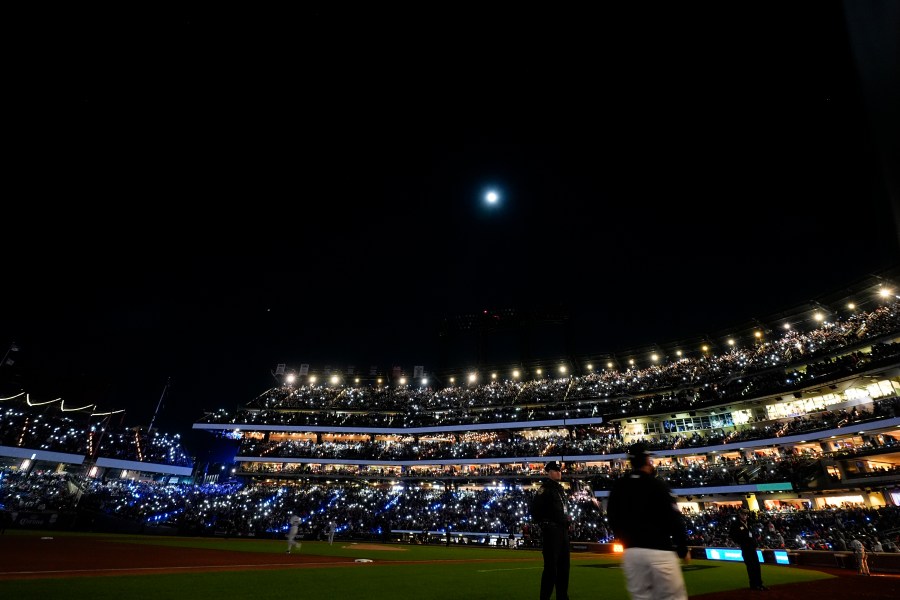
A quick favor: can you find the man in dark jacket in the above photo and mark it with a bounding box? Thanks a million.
[608,443,691,600]
[730,509,767,590]
[530,461,571,600]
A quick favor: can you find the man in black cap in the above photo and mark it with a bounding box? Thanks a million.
[730,509,768,589]
[608,443,690,600]
[530,461,571,600]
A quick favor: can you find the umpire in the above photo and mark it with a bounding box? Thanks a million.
[530,461,571,600]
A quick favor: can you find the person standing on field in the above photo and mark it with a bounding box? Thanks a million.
[286,513,302,554]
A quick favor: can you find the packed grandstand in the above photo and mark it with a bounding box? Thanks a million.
[1,273,899,555]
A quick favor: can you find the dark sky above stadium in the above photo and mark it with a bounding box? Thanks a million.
[3,4,899,445]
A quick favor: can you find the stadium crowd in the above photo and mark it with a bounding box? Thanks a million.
[2,469,899,555]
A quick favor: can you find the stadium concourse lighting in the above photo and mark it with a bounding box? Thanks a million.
[420,378,427,386]
[511,369,520,379]
[585,363,593,371]
[535,368,542,377]
[558,365,567,375]
[309,375,317,384]
[491,372,497,380]
[330,375,340,385]
[398,377,407,385]
[286,374,296,384]
[467,373,477,384]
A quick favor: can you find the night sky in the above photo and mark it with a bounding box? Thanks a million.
[3,5,899,448]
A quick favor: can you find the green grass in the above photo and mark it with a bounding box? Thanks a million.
[0,532,834,600]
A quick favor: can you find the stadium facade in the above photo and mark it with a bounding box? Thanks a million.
[194,273,900,514]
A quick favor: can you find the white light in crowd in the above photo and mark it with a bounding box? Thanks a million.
[847,302,856,310]
[309,375,317,384]
[606,361,614,369]
[421,378,428,386]
[491,372,497,380]
[783,323,791,330]
[676,350,683,357]
[286,373,296,384]
[486,190,499,204]
[628,359,635,366]
[512,369,520,379]
[468,373,477,384]
[330,375,339,385]
[354,377,360,384]
[754,331,762,339]
[377,378,382,385]
[535,368,542,376]
[399,377,407,385]
[879,288,891,298]
[559,365,567,374]
[701,345,709,353]
[586,363,593,371]
[728,339,735,346]
[814,312,824,322]
[449,376,455,384]
[651,353,659,362]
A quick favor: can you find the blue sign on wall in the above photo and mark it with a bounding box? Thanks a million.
[704,547,764,562]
